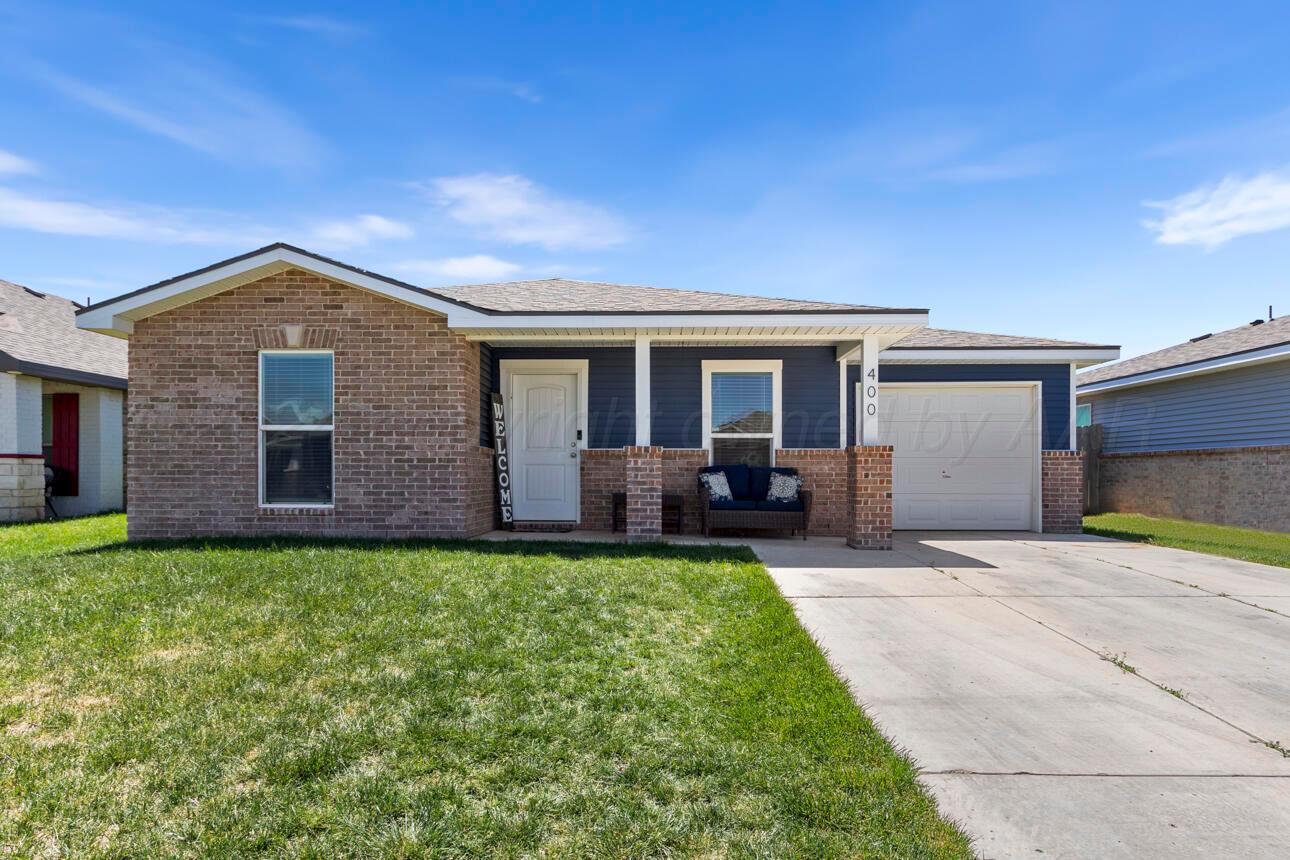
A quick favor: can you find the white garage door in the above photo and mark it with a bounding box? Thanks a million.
[878,384,1038,530]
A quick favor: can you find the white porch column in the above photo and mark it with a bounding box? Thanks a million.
[634,334,651,446]
[859,338,880,445]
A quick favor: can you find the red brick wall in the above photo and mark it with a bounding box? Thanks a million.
[662,449,708,534]
[625,445,662,540]
[1099,445,1290,533]
[579,449,625,530]
[468,446,497,535]
[127,268,489,540]
[1041,450,1083,534]
[847,445,892,549]
[774,449,849,537]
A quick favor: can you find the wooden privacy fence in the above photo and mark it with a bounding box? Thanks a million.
[1076,424,1103,514]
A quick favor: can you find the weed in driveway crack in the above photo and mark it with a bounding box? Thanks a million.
[1100,650,1138,675]
[1266,740,1290,758]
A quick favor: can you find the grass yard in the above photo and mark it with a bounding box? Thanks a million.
[0,515,969,858]
[1084,513,1290,569]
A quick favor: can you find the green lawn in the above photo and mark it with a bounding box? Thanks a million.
[0,515,969,858]
[1084,513,1290,569]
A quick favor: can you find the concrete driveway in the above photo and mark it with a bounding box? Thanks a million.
[752,532,1290,859]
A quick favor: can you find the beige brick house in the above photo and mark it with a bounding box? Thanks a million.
[2,279,127,522]
[76,244,1117,545]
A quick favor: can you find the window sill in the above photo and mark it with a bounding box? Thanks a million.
[258,505,335,516]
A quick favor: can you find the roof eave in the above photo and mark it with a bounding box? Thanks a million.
[75,244,930,338]
[883,347,1121,366]
[1077,341,1290,395]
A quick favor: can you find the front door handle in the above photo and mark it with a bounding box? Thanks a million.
[570,452,577,459]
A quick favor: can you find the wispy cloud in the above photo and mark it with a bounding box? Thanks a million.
[0,187,264,244]
[25,57,327,170]
[455,76,542,104]
[1144,170,1290,249]
[254,15,367,39]
[309,214,413,249]
[392,255,522,281]
[427,174,628,250]
[0,149,38,175]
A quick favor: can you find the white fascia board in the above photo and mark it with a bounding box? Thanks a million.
[75,243,930,337]
[76,246,473,336]
[882,347,1120,366]
[1076,342,1290,396]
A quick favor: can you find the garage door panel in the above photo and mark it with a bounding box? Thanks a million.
[895,457,1033,494]
[880,421,1036,459]
[895,494,1033,530]
[880,384,1038,531]
[879,387,1034,421]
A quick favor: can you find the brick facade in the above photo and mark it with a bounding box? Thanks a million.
[847,445,893,549]
[0,457,45,522]
[1041,450,1084,534]
[624,445,663,540]
[578,449,626,530]
[1099,445,1290,533]
[127,268,492,540]
[774,449,849,537]
[661,448,708,535]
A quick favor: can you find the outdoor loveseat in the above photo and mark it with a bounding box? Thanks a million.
[697,464,812,539]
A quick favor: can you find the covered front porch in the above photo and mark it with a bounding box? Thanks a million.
[472,327,910,548]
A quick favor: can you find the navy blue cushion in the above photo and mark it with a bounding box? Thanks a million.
[702,463,751,500]
[755,499,805,512]
[709,499,757,511]
[749,467,798,501]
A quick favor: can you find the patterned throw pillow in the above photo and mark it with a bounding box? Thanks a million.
[700,471,734,502]
[766,472,804,502]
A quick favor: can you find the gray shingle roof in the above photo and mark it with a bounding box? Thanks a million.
[0,279,128,387]
[1078,315,1290,386]
[889,327,1116,350]
[430,277,905,314]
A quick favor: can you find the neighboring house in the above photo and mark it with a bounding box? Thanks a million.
[1077,314,1290,532]
[76,244,1118,545]
[1,279,128,521]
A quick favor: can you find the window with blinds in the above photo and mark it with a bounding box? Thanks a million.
[260,351,333,505]
[710,371,774,466]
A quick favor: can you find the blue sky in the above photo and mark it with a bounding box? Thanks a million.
[2,2,1288,359]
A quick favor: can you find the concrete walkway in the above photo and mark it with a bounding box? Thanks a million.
[755,533,1290,859]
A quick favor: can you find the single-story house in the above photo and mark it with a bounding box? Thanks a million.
[1077,313,1290,532]
[1,278,128,521]
[76,244,1118,545]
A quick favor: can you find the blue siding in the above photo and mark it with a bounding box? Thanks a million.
[651,346,840,448]
[488,347,635,448]
[1083,359,1290,453]
[478,342,494,447]
[848,363,1073,450]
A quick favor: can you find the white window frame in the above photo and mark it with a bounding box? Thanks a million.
[258,349,335,509]
[1075,402,1092,429]
[701,359,783,465]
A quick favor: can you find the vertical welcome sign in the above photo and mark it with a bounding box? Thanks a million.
[491,393,514,527]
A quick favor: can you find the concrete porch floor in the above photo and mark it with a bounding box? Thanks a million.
[479,527,1290,858]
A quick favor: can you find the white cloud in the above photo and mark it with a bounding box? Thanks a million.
[428,174,628,250]
[1144,170,1290,248]
[309,214,413,249]
[392,255,522,281]
[27,59,327,170]
[0,149,38,175]
[923,142,1057,183]
[0,187,261,244]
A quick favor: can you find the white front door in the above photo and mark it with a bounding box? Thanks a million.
[879,384,1038,530]
[510,373,580,521]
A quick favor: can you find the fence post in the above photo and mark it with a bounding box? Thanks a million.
[1077,424,1103,514]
